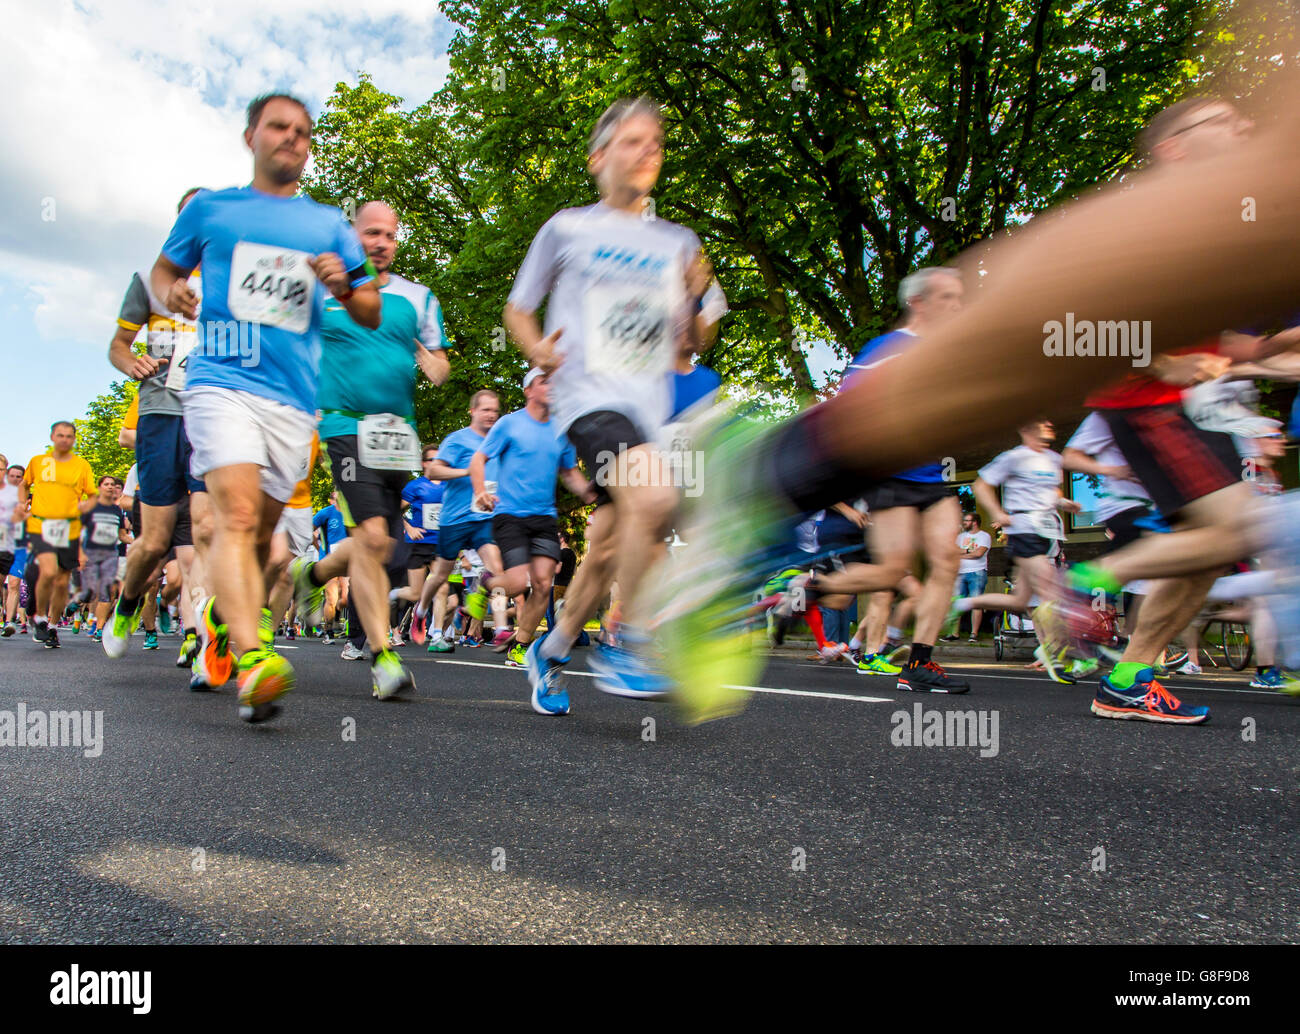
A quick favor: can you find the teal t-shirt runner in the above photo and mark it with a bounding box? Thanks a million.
[318,273,449,439]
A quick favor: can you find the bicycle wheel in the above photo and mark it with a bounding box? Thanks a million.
[1221,621,1253,671]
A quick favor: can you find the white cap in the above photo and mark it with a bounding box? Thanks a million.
[523,367,545,389]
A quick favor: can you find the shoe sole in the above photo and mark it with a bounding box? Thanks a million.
[372,671,416,700]
[896,680,971,694]
[857,667,901,676]
[525,640,570,716]
[1090,699,1209,724]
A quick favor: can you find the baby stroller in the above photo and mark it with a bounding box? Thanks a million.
[992,574,1040,661]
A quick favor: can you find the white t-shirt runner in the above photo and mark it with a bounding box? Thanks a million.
[978,445,1065,538]
[507,202,726,439]
[0,484,19,553]
[956,529,992,573]
[1063,413,1153,523]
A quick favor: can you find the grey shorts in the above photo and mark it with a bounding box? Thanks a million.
[81,551,120,598]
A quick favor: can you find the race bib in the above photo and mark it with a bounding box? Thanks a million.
[421,502,442,530]
[41,518,70,550]
[582,279,675,378]
[357,414,421,471]
[164,326,200,391]
[90,519,118,547]
[228,242,316,333]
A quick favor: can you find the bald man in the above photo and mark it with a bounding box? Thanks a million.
[291,200,452,700]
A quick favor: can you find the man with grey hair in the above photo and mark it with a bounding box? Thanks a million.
[503,95,726,715]
[777,265,970,692]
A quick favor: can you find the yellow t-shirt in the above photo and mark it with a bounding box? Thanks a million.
[121,395,139,431]
[23,453,96,539]
[286,434,320,510]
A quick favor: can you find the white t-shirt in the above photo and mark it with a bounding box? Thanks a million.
[0,484,18,552]
[121,464,139,502]
[956,529,992,573]
[1064,413,1152,523]
[508,202,726,438]
[978,445,1063,537]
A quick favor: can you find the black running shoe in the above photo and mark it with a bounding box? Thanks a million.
[33,622,49,643]
[43,627,61,650]
[897,659,969,694]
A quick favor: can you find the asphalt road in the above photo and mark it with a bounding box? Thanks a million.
[1,630,1296,944]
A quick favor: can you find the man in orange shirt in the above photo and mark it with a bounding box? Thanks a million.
[18,421,97,649]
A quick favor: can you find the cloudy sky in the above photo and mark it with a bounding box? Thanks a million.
[1,0,452,467]
[2,0,843,469]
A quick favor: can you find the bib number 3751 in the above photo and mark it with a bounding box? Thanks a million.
[228,242,316,333]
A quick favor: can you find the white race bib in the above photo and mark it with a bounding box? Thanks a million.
[164,327,200,391]
[421,502,442,531]
[41,518,70,550]
[357,413,420,471]
[582,279,676,379]
[228,242,316,333]
[90,518,118,547]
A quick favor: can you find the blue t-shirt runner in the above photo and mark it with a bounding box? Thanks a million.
[843,328,943,483]
[476,409,578,518]
[313,505,348,559]
[669,364,722,421]
[402,477,445,544]
[161,185,374,415]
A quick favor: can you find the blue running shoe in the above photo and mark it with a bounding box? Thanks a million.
[142,631,159,650]
[1249,667,1286,689]
[1091,668,1209,724]
[525,633,570,716]
[588,641,672,700]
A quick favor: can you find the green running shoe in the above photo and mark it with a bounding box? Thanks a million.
[258,607,275,647]
[289,556,326,626]
[856,652,903,676]
[236,647,294,722]
[427,634,455,654]
[102,596,144,659]
[371,649,415,700]
[506,641,527,667]
[176,632,199,668]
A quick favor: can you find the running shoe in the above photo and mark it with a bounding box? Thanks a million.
[897,660,970,694]
[371,649,415,700]
[427,634,455,654]
[338,642,364,660]
[856,653,902,676]
[91,630,102,643]
[1249,667,1290,689]
[505,641,527,668]
[142,631,159,650]
[1033,644,1076,685]
[462,635,481,648]
[1,622,14,638]
[589,641,673,700]
[158,607,173,636]
[176,632,199,668]
[493,632,518,654]
[101,597,142,658]
[1068,657,1099,679]
[1091,668,1209,724]
[410,607,428,645]
[193,597,234,689]
[288,556,326,626]
[939,634,960,642]
[389,630,406,648]
[236,648,294,722]
[1178,661,1203,676]
[43,627,61,650]
[258,608,275,647]
[525,633,570,716]
[465,585,488,621]
[817,642,850,664]
[492,627,513,646]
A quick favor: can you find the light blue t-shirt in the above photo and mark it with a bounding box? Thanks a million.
[161,185,373,414]
[318,273,449,439]
[312,505,348,558]
[842,329,943,483]
[476,409,578,518]
[436,427,497,527]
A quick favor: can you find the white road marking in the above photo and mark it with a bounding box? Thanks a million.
[428,658,891,703]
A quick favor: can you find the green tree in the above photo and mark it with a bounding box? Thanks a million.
[74,381,136,484]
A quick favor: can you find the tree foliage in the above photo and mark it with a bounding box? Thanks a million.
[74,381,136,485]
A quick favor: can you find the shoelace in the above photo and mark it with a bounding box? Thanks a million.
[924,660,947,676]
[1141,679,1182,711]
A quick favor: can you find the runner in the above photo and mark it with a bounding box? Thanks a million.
[411,390,505,654]
[266,434,320,645]
[400,448,445,645]
[18,422,97,649]
[76,476,131,640]
[289,200,451,699]
[502,96,726,714]
[310,493,349,642]
[468,368,595,675]
[103,188,215,687]
[655,86,1300,722]
[0,464,23,636]
[149,92,380,721]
